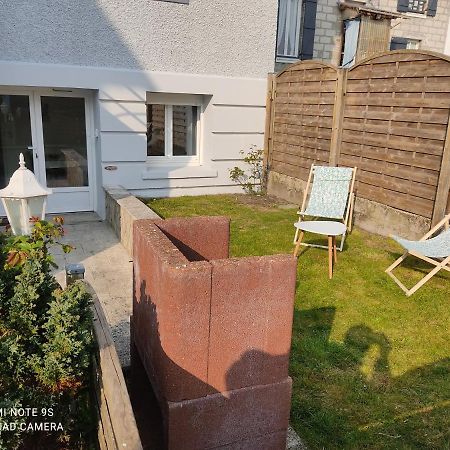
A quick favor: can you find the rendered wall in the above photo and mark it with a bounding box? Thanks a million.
[0,61,268,211]
[0,0,277,79]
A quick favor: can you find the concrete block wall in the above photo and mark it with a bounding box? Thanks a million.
[313,0,342,63]
[105,186,160,257]
[131,216,297,449]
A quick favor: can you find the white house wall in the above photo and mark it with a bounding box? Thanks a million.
[0,61,268,210]
[1,0,277,213]
[1,0,277,79]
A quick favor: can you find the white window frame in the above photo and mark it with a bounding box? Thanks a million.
[402,0,427,14]
[406,38,421,49]
[146,93,202,165]
[276,0,303,61]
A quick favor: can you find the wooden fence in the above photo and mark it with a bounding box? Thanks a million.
[265,50,450,224]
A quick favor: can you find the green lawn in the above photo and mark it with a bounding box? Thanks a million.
[144,194,450,449]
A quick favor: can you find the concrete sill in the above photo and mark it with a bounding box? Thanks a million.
[141,166,218,180]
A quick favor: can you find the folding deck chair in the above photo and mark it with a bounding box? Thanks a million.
[386,213,450,296]
[293,165,357,252]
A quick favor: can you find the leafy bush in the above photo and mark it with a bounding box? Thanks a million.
[0,219,95,449]
[229,146,266,195]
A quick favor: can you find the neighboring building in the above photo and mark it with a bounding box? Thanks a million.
[0,0,278,216]
[275,0,450,70]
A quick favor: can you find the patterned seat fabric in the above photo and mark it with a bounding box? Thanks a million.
[393,228,450,258]
[301,166,354,219]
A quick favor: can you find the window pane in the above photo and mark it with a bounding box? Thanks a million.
[41,96,88,188]
[277,0,301,58]
[0,95,34,188]
[172,105,197,156]
[147,104,165,156]
[406,39,420,49]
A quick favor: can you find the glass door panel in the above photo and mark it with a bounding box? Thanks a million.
[0,95,34,188]
[41,96,89,188]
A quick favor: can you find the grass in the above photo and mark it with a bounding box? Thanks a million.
[144,194,450,449]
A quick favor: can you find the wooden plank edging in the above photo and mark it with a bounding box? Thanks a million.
[85,281,143,450]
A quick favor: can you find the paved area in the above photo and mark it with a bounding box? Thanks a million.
[51,212,133,367]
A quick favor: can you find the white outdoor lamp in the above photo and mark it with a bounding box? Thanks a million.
[0,153,52,235]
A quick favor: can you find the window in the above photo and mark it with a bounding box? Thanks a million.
[397,0,438,16]
[277,0,302,59]
[276,0,318,61]
[390,37,421,50]
[147,94,201,159]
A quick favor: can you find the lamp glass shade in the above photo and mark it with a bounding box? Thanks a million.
[2,198,22,236]
[1,196,46,236]
[0,154,51,235]
[28,196,47,220]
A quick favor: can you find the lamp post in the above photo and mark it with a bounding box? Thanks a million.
[0,153,52,235]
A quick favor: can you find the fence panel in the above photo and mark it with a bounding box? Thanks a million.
[270,61,339,181]
[340,51,450,219]
[267,51,450,222]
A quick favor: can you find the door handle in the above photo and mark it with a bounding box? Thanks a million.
[27,146,38,158]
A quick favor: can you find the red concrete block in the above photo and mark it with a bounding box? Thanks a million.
[220,431,288,450]
[133,219,214,401]
[166,377,292,450]
[132,216,297,449]
[154,216,230,261]
[208,255,297,392]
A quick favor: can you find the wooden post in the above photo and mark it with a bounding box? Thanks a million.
[263,73,276,174]
[329,68,347,167]
[431,119,450,225]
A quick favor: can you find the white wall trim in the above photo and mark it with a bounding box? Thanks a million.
[0,60,267,105]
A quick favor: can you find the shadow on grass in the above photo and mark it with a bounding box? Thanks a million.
[290,307,450,449]
[294,236,349,259]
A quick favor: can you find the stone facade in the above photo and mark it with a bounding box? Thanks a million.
[378,0,450,53]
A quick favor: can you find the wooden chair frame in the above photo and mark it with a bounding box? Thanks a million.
[385,214,450,296]
[293,165,357,252]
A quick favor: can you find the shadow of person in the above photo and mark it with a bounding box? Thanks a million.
[291,306,450,448]
[344,325,391,375]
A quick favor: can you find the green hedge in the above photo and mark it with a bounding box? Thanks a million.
[0,219,95,449]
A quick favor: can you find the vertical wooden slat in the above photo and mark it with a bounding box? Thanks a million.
[355,16,390,63]
[263,73,276,172]
[329,69,347,166]
[432,119,450,224]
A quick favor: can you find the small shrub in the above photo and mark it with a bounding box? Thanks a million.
[229,146,267,195]
[0,218,95,449]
